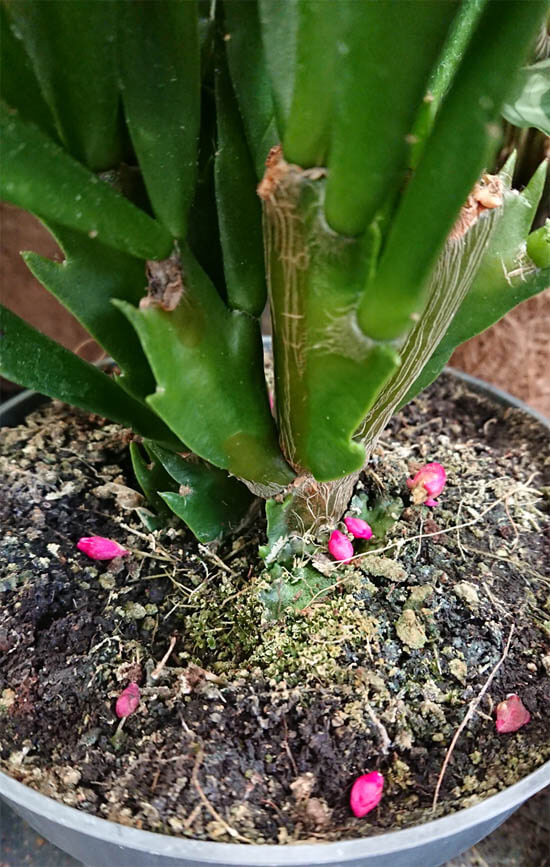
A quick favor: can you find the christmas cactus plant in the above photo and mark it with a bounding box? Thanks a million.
[1,0,549,552]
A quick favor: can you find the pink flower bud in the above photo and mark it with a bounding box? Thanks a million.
[344,517,373,540]
[115,682,140,718]
[495,694,531,733]
[328,530,354,562]
[77,536,128,560]
[407,462,446,505]
[350,771,384,818]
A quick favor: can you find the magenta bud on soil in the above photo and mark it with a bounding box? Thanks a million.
[328,530,354,562]
[350,771,384,818]
[115,682,140,718]
[344,517,373,540]
[495,694,531,733]
[77,536,128,560]
[407,462,446,505]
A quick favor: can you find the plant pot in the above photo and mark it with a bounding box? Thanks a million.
[1,372,549,867]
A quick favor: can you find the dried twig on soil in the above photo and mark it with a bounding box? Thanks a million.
[365,703,391,755]
[348,474,539,565]
[432,624,515,813]
[191,751,252,843]
[151,635,177,680]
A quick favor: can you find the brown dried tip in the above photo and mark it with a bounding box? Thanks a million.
[140,249,184,312]
[257,145,287,201]
[449,173,503,240]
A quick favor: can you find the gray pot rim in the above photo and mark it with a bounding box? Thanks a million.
[1,764,548,864]
[1,368,548,863]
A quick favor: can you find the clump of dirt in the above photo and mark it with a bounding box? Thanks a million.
[0,375,549,844]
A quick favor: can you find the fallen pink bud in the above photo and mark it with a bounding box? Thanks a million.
[350,771,384,818]
[344,517,373,540]
[77,536,128,560]
[407,462,447,506]
[115,682,140,719]
[495,694,531,733]
[328,530,354,562]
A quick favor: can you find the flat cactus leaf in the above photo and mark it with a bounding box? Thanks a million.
[22,223,155,401]
[0,4,58,140]
[214,57,267,316]
[502,58,550,136]
[357,1,547,341]
[0,104,173,260]
[402,160,550,405]
[116,249,294,488]
[348,493,404,543]
[0,305,181,451]
[259,496,297,566]
[259,563,337,621]
[129,442,176,522]
[117,1,200,239]
[223,0,278,179]
[5,0,124,171]
[148,444,255,543]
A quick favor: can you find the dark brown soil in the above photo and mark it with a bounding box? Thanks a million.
[0,374,549,845]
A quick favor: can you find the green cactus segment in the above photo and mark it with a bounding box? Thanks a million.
[282,1,339,168]
[0,305,181,450]
[259,565,336,621]
[0,105,173,261]
[115,251,294,487]
[21,224,155,401]
[148,443,255,543]
[357,0,547,341]
[214,60,267,316]
[129,442,176,522]
[117,1,200,240]
[527,220,550,269]
[324,0,458,237]
[349,493,404,543]
[502,59,550,136]
[263,158,400,482]
[410,0,487,170]
[0,5,58,140]
[403,161,549,406]
[304,347,399,481]
[258,0,298,138]
[357,190,505,453]
[223,0,278,179]
[259,496,295,565]
[4,0,123,171]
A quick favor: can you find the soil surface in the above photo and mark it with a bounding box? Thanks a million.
[1,374,549,845]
